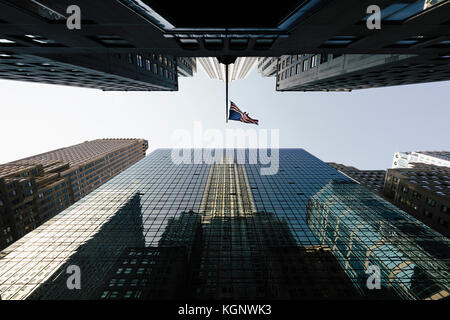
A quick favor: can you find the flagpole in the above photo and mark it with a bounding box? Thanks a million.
[226,63,228,123]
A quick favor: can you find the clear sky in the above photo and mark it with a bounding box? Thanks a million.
[0,66,449,170]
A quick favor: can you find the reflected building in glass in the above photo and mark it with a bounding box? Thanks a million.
[0,149,449,300]
[307,180,450,300]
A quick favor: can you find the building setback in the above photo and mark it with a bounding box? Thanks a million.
[0,138,148,250]
[327,162,387,194]
[0,149,448,300]
[275,54,450,91]
[197,57,257,82]
[326,160,450,239]
[384,163,450,238]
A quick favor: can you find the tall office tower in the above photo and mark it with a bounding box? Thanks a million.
[0,52,179,91]
[0,149,449,300]
[384,164,450,238]
[176,57,197,77]
[392,151,450,168]
[1,1,450,91]
[197,57,257,82]
[327,162,386,194]
[257,57,278,77]
[0,139,148,250]
[1,1,449,57]
[275,54,450,91]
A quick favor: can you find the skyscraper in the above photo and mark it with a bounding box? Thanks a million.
[275,54,450,91]
[0,149,448,300]
[0,52,181,91]
[384,163,450,238]
[257,57,278,77]
[0,138,148,250]
[1,1,449,57]
[197,57,257,82]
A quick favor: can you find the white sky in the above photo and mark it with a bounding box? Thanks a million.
[0,68,449,170]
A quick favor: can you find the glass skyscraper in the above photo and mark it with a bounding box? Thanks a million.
[0,149,448,300]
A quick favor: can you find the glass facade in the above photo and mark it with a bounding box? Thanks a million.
[307,180,450,300]
[0,149,448,300]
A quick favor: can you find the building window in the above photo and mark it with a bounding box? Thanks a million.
[442,205,449,214]
[438,217,448,227]
[95,35,132,47]
[322,36,358,47]
[389,35,433,48]
[310,55,319,68]
[302,59,308,72]
[426,197,437,207]
[136,55,143,68]
[24,34,58,46]
[423,209,432,218]
[412,191,422,199]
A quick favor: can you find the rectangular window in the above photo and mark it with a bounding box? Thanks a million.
[310,55,318,68]
[302,59,308,72]
[136,55,143,68]
[426,197,437,207]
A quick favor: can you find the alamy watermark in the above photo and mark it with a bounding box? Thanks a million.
[66,5,81,30]
[366,264,381,290]
[366,5,381,30]
[66,265,81,290]
[171,121,280,175]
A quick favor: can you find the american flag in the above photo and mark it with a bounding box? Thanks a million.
[228,101,259,125]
